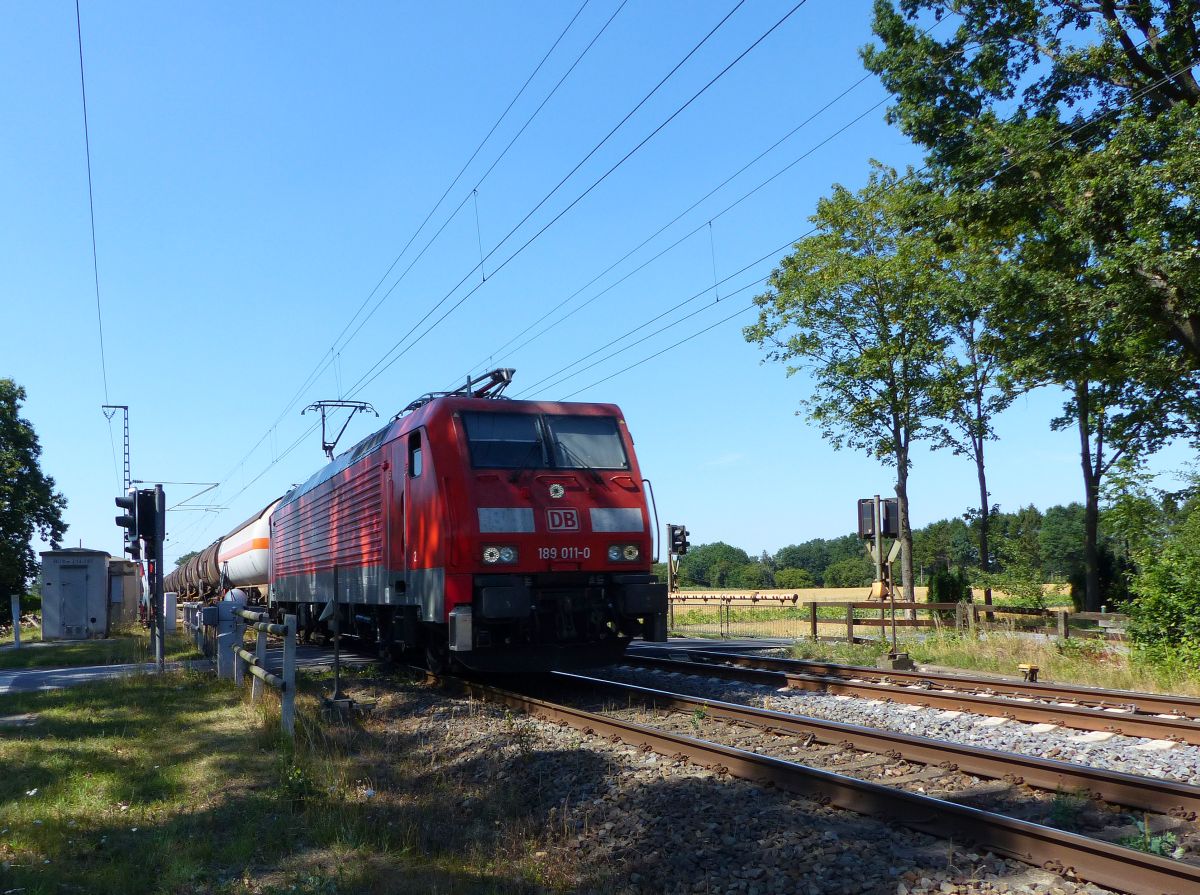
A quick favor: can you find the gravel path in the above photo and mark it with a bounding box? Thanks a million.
[593,664,1200,784]
[380,679,1119,895]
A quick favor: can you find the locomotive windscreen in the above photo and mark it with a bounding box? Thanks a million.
[462,412,628,470]
[545,415,628,469]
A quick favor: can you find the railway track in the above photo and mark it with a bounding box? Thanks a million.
[434,670,1200,895]
[625,650,1200,745]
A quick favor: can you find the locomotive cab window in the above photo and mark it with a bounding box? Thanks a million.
[408,432,423,478]
[545,415,628,470]
[463,412,545,468]
[462,411,628,470]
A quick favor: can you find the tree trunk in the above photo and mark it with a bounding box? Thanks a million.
[895,450,916,615]
[975,436,995,616]
[1075,379,1103,612]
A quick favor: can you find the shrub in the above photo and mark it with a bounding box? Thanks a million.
[1126,509,1200,663]
[928,567,970,604]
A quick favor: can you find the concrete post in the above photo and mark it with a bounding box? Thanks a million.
[1057,611,1070,640]
[809,602,818,640]
[10,594,21,649]
[215,595,245,680]
[282,614,297,738]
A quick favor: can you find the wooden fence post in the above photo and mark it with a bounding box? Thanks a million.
[809,603,818,640]
[967,603,977,637]
[845,604,855,643]
[282,614,297,738]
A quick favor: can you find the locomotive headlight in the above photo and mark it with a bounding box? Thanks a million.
[609,544,639,562]
[607,545,621,561]
[483,546,501,564]
[499,546,517,564]
[622,545,639,561]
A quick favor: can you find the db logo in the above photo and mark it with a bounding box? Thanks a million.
[546,508,580,532]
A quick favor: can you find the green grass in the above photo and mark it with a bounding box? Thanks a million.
[0,668,585,894]
[0,627,200,671]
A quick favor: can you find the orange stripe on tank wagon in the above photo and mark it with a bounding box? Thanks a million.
[218,537,270,562]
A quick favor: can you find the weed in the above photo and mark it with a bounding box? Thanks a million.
[1048,788,1087,830]
[1119,814,1185,859]
[689,706,707,732]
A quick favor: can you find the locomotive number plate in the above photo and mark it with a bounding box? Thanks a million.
[538,546,591,560]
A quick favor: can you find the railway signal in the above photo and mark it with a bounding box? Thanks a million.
[114,484,167,671]
[668,524,690,556]
[115,490,141,561]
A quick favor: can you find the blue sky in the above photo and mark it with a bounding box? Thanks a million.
[3,0,1192,567]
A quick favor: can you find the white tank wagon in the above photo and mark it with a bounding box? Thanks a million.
[164,499,281,599]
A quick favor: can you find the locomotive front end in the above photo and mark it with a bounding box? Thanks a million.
[444,401,667,671]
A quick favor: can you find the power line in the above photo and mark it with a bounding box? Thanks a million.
[344,0,811,401]
[326,0,633,367]
[75,0,108,404]
[521,55,1200,404]
[205,1,610,495]
[484,89,890,381]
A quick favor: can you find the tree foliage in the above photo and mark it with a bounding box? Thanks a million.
[0,380,66,610]
[864,0,1200,608]
[745,165,956,599]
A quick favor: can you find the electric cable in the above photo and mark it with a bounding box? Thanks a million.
[343,0,810,401]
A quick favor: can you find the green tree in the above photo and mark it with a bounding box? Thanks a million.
[864,0,1200,609]
[745,165,954,602]
[981,505,1047,607]
[1039,503,1086,581]
[774,567,815,589]
[730,562,775,589]
[174,550,200,570]
[823,556,876,588]
[0,380,66,621]
[676,542,751,588]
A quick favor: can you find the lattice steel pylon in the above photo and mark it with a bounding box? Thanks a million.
[102,404,130,491]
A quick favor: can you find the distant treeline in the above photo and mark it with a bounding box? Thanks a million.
[661,502,1124,606]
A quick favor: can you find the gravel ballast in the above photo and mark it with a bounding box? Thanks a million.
[592,664,1200,785]
[359,676,1119,895]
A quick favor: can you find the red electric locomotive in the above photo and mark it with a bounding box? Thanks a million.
[269,370,668,671]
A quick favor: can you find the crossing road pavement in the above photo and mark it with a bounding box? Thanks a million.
[0,644,376,696]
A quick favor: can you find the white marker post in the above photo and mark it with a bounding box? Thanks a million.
[10,594,21,649]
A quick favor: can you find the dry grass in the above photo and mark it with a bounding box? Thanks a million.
[787,629,1200,696]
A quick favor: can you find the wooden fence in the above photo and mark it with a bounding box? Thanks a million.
[668,594,1126,643]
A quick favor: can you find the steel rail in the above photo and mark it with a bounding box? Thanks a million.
[550,670,1200,818]
[436,674,1200,895]
[621,654,1200,746]
[666,648,1200,719]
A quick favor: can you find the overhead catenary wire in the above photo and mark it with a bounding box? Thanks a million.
[519,53,1200,404]
[459,69,879,380]
[73,0,122,492]
[343,0,811,402]
[204,1,599,496]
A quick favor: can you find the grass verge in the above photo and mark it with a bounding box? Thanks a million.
[0,627,200,671]
[0,666,581,894]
